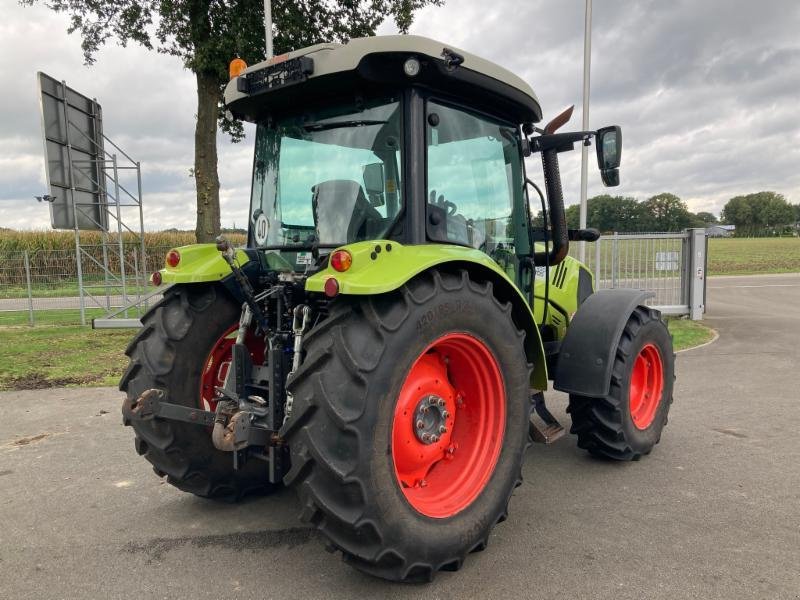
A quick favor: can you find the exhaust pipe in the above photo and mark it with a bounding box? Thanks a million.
[533,148,569,267]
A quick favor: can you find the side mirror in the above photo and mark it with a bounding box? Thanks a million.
[595,125,622,187]
[362,163,385,207]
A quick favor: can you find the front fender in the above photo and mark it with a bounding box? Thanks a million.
[159,244,250,284]
[306,241,548,389]
[553,289,654,397]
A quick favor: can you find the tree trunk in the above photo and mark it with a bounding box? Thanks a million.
[194,71,221,243]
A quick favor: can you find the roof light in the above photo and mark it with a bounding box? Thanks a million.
[324,277,340,298]
[403,57,421,77]
[330,250,352,272]
[165,249,181,268]
[229,57,247,79]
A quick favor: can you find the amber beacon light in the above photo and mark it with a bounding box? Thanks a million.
[229,57,247,79]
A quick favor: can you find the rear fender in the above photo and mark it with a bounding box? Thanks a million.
[159,243,251,284]
[306,241,548,389]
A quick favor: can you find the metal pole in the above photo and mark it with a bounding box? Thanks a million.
[62,79,86,326]
[23,251,34,327]
[578,0,592,263]
[264,0,273,59]
[111,154,129,316]
[136,161,148,311]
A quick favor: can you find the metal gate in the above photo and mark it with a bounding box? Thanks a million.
[571,228,707,319]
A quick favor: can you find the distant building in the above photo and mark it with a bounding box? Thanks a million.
[706,224,736,237]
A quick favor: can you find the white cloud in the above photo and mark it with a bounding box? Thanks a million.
[1,0,798,233]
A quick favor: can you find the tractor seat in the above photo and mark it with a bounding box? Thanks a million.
[312,179,383,244]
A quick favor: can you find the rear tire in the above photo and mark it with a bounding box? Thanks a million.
[282,269,532,582]
[567,306,674,460]
[120,284,276,499]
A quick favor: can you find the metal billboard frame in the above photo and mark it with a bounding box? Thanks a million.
[36,72,148,325]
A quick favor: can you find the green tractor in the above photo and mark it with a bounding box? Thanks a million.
[121,35,674,582]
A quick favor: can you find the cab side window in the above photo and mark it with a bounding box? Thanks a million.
[426,101,523,263]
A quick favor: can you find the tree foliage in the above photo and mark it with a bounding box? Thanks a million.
[536,193,729,234]
[694,211,718,225]
[27,0,442,240]
[720,192,796,236]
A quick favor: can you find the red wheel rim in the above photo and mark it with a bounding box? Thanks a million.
[629,343,664,430]
[199,324,265,411]
[391,333,506,519]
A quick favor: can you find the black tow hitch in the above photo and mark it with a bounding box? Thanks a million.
[123,389,216,427]
[124,388,284,476]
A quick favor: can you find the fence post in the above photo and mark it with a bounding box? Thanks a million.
[687,228,707,320]
[611,232,619,288]
[594,236,601,282]
[23,250,35,327]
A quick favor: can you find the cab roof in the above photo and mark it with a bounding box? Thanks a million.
[224,35,542,125]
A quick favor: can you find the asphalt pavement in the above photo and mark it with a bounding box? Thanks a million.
[1,273,798,599]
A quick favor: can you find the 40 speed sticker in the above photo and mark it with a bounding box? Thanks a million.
[253,213,270,245]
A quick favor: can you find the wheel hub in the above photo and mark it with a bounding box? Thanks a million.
[413,394,450,444]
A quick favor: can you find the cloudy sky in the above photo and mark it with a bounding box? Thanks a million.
[1,0,798,231]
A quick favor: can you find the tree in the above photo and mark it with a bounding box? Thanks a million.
[642,193,694,232]
[694,211,718,225]
[30,0,442,241]
[585,195,649,233]
[721,191,795,236]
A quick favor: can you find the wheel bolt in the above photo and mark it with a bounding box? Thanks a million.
[431,435,439,443]
[437,398,446,407]
[416,420,424,429]
[438,425,447,434]
[442,410,450,419]
[421,406,429,414]
[422,433,431,442]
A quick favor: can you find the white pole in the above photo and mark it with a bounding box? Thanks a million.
[579,0,592,263]
[264,0,274,59]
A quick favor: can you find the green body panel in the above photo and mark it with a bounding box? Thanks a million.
[306,240,548,389]
[532,256,594,340]
[159,244,250,284]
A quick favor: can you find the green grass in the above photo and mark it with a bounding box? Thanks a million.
[707,237,800,275]
[0,312,716,392]
[1,282,151,299]
[0,325,135,391]
[0,308,148,327]
[667,318,716,351]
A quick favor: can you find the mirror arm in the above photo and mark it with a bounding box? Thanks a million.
[529,130,595,154]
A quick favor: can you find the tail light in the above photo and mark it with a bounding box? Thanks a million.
[330,250,352,272]
[165,249,180,268]
[324,277,340,298]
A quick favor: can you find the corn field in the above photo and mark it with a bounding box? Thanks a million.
[0,230,246,286]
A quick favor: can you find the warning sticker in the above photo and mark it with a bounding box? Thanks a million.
[296,252,314,265]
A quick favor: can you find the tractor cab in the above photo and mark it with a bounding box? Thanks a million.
[226,37,541,276]
[223,35,619,313]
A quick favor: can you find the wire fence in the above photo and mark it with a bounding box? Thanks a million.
[2,231,707,327]
[571,229,707,318]
[0,246,171,326]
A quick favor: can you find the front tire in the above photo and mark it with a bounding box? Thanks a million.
[282,270,532,582]
[120,285,275,499]
[567,306,675,460]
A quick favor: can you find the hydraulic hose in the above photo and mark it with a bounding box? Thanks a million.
[533,148,569,266]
